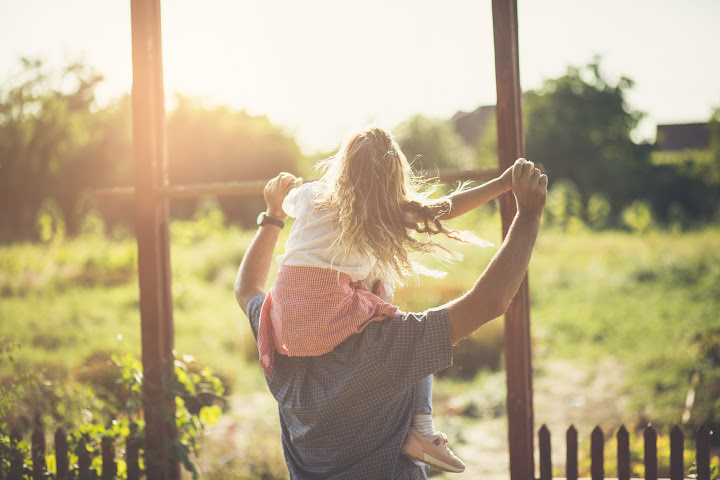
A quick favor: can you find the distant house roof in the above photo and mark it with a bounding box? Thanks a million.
[452,105,495,146]
[656,123,710,151]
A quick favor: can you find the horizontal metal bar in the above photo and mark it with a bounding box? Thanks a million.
[95,167,501,200]
[435,167,500,184]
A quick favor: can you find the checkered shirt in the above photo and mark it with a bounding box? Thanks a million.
[246,293,453,479]
[257,265,399,378]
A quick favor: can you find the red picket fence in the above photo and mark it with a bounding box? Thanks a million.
[538,424,713,480]
[1,426,141,480]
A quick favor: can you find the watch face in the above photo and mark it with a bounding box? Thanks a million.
[257,212,265,225]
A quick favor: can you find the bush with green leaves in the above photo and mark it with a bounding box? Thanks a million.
[586,192,612,230]
[622,199,656,233]
[0,348,226,479]
[545,179,584,230]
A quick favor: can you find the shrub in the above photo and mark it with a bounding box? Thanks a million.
[667,202,689,232]
[546,180,584,230]
[0,351,227,479]
[35,198,66,244]
[586,192,612,230]
[622,199,656,233]
[437,321,504,379]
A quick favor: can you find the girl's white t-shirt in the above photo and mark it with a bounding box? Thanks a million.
[277,181,378,282]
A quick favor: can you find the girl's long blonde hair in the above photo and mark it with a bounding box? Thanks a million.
[315,126,487,281]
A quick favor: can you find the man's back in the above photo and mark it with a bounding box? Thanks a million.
[247,294,453,479]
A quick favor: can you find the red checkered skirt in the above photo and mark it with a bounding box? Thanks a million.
[257,265,399,377]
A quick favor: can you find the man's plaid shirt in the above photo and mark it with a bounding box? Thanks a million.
[247,293,453,479]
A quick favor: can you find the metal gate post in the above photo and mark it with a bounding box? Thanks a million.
[491,0,535,478]
[130,0,179,478]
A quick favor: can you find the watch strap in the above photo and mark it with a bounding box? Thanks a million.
[258,212,285,228]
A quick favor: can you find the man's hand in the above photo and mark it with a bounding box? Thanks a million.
[264,172,302,221]
[510,158,547,216]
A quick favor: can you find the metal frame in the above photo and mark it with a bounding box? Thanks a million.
[492,1,535,478]
[129,0,178,477]
[124,0,532,478]
[96,167,501,200]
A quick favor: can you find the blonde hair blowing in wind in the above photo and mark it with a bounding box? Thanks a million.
[314,126,489,282]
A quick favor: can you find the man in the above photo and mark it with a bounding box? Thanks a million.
[235,158,547,478]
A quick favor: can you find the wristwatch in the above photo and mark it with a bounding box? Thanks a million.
[257,212,285,229]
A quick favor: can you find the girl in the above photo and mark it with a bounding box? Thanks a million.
[256,126,512,473]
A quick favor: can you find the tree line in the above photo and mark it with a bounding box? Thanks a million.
[0,58,299,243]
[1,57,718,243]
[523,61,719,230]
[397,61,720,231]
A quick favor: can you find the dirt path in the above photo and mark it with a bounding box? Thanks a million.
[433,358,630,479]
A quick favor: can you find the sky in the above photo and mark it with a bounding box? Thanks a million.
[1,0,719,154]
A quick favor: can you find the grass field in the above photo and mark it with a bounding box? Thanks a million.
[1,207,718,477]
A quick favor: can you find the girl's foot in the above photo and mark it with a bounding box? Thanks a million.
[401,427,466,473]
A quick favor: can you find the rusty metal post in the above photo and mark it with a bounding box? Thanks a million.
[491,0,535,479]
[129,0,178,478]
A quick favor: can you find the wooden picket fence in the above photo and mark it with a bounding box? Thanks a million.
[1,426,141,480]
[537,424,714,480]
[1,423,715,479]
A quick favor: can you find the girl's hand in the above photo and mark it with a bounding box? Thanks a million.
[499,164,514,191]
[264,172,303,220]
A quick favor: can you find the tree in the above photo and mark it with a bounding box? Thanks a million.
[0,58,106,241]
[523,59,652,218]
[394,114,474,174]
[710,107,720,185]
[166,95,301,225]
[642,109,720,224]
[473,112,498,168]
[0,58,304,241]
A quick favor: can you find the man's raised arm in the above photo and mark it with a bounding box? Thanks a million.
[445,158,547,344]
[235,173,301,314]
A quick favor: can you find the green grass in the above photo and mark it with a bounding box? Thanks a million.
[530,226,720,422]
[1,208,718,429]
[0,222,261,385]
